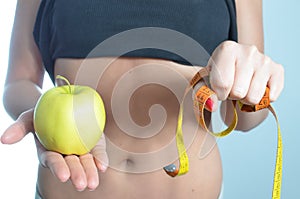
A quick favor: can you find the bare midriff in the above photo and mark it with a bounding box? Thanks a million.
[37,57,222,199]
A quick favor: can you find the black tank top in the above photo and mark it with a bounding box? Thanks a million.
[33,0,237,83]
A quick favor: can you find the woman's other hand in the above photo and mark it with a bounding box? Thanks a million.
[208,41,284,104]
[193,41,284,131]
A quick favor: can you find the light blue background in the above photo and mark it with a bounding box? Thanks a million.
[0,1,298,198]
[219,0,300,198]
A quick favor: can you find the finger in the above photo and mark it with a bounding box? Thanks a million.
[208,41,237,100]
[1,109,34,144]
[80,153,99,191]
[92,134,108,172]
[229,59,254,100]
[243,62,271,105]
[65,155,87,191]
[36,137,70,183]
[268,63,284,102]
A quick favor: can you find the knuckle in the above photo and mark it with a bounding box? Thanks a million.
[219,40,237,51]
[260,56,272,73]
[231,89,247,99]
[246,45,259,59]
[212,82,231,100]
[243,92,260,104]
[263,55,272,66]
[64,154,78,162]
[213,80,231,91]
[246,92,263,105]
[246,96,261,105]
[221,79,233,91]
[245,82,264,105]
[277,63,285,74]
[80,153,93,161]
[248,44,258,53]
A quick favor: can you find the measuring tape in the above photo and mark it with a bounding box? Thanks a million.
[163,68,282,199]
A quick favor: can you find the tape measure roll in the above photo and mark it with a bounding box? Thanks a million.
[163,68,282,199]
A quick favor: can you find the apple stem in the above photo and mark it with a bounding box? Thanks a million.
[56,75,72,93]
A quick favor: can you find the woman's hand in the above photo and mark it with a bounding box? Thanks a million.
[1,109,109,191]
[194,41,284,131]
[207,41,284,104]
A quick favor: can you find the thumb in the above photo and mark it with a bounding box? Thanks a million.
[91,133,109,172]
[1,109,34,144]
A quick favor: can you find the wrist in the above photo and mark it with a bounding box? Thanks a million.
[3,80,42,120]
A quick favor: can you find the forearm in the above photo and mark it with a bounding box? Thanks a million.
[3,0,44,120]
[3,80,42,120]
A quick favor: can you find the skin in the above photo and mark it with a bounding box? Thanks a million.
[1,0,284,198]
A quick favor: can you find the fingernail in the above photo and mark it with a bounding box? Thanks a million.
[77,188,85,192]
[76,183,86,192]
[0,135,5,144]
[205,98,214,111]
[100,164,108,172]
[0,134,11,144]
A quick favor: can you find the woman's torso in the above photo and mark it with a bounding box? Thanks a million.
[34,0,237,198]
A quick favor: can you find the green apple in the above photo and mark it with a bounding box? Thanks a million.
[34,75,106,155]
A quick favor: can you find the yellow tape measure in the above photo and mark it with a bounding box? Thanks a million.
[163,68,282,199]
